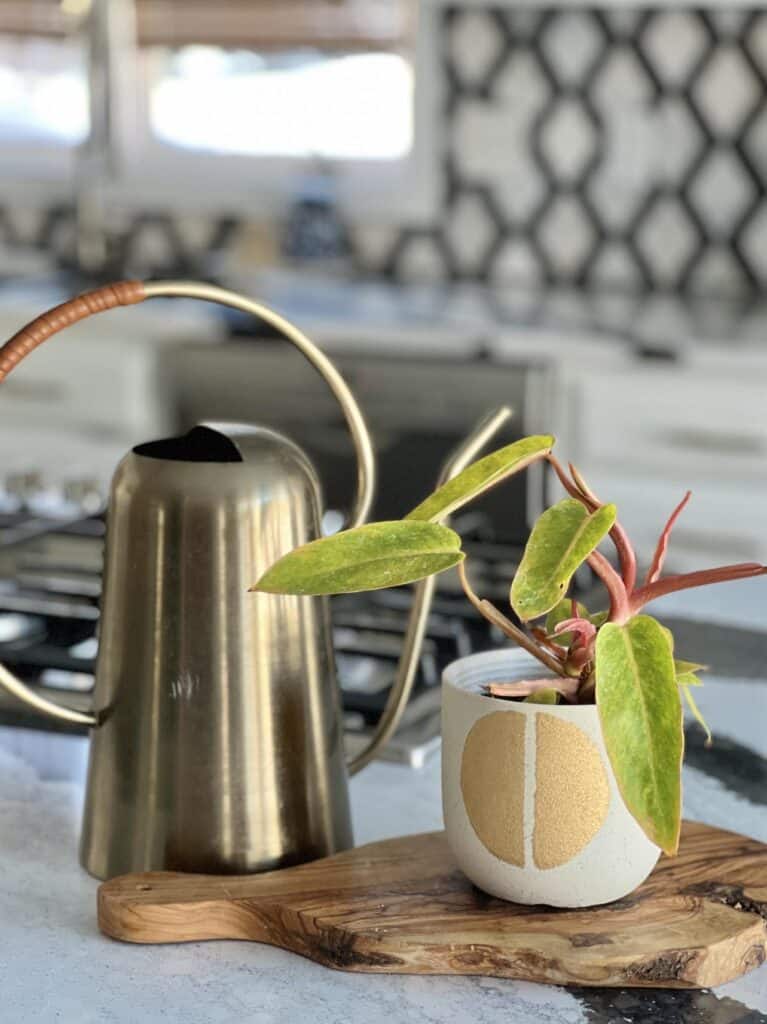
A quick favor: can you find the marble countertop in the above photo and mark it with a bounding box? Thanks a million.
[1,580,766,1023]
[4,271,767,373]
[226,269,767,360]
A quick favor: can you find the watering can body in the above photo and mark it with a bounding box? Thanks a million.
[81,423,351,878]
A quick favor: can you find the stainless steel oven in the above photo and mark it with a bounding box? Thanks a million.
[164,340,552,539]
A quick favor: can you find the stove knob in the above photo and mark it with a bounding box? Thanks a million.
[62,477,105,515]
[4,471,46,508]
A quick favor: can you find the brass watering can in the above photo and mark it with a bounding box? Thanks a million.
[0,280,509,880]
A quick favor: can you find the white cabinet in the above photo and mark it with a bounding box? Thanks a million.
[575,367,767,484]
[559,357,767,569]
[491,321,767,568]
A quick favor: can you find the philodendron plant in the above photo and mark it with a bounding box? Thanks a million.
[252,435,766,857]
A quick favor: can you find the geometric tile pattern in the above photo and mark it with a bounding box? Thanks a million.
[0,204,241,279]
[2,8,767,298]
[381,7,767,295]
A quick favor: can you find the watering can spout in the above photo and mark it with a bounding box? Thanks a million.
[347,405,514,776]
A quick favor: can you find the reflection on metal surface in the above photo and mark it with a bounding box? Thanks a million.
[0,280,377,876]
[79,423,356,878]
[0,613,45,644]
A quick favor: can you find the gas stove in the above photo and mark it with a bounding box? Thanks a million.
[0,505,530,767]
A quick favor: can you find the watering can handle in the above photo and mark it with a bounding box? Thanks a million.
[0,280,376,526]
[0,279,375,729]
[347,404,513,774]
[0,281,512,766]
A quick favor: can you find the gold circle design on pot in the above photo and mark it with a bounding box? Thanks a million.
[460,711,526,867]
[533,712,609,869]
[460,709,610,870]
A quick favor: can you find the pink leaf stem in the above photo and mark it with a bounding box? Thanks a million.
[644,490,692,586]
[553,617,597,648]
[546,454,638,593]
[569,462,637,593]
[588,550,632,624]
[547,454,594,509]
[484,676,580,702]
[631,562,767,614]
[568,462,600,505]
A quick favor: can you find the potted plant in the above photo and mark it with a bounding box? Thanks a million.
[251,435,765,907]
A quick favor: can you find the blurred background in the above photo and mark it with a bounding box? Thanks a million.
[0,0,765,761]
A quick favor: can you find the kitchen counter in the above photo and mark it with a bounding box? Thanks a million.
[0,580,764,1024]
[230,269,767,362]
[1,644,766,1023]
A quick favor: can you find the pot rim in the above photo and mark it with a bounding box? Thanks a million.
[442,648,597,714]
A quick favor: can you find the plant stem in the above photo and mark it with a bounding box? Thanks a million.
[644,490,692,585]
[578,671,596,703]
[531,625,571,657]
[546,454,637,592]
[480,600,571,676]
[547,452,590,507]
[457,561,567,676]
[630,562,767,613]
[485,676,580,702]
[588,550,631,623]
[612,528,638,594]
[569,462,637,592]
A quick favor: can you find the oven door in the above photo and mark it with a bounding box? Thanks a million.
[166,342,551,542]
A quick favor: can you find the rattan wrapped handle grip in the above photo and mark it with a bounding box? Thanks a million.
[0,279,375,528]
[0,281,146,383]
[0,281,149,726]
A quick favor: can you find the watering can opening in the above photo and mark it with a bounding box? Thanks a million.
[133,424,244,464]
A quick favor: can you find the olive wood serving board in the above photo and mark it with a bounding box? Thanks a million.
[98,821,767,989]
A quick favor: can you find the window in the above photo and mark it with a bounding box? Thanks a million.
[0,0,432,218]
[147,46,413,160]
[0,34,88,144]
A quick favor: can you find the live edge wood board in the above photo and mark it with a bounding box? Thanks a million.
[98,821,767,989]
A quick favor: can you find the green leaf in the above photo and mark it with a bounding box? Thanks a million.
[405,435,554,523]
[596,615,683,856]
[681,682,712,746]
[675,658,707,676]
[545,598,589,646]
[524,688,559,704]
[510,499,617,622]
[590,610,609,628]
[251,521,464,596]
[677,671,703,687]
[675,657,706,689]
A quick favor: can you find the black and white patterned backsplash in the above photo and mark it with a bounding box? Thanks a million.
[379,6,767,295]
[2,6,767,298]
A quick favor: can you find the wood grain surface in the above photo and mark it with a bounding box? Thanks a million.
[98,821,767,989]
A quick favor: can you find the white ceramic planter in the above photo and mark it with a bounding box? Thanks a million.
[442,649,660,908]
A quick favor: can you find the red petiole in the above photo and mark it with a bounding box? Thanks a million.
[630,561,767,614]
[545,455,766,627]
[463,454,766,701]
